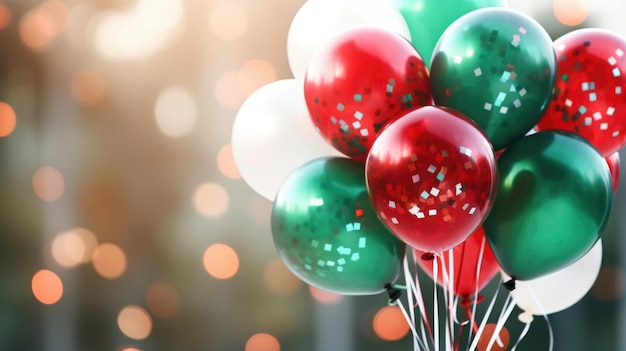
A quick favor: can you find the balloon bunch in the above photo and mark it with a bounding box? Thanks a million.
[232,0,625,349]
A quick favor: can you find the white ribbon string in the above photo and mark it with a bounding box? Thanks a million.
[511,321,532,351]
[527,286,554,351]
[433,256,440,351]
[467,280,503,351]
[485,294,515,350]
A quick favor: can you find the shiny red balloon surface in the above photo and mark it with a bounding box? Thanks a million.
[304,26,431,162]
[536,28,626,156]
[415,227,500,298]
[606,151,621,193]
[366,106,497,253]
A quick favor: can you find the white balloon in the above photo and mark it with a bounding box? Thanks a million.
[287,0,411,81]
[503,240,603,320]
[231,79,344,201]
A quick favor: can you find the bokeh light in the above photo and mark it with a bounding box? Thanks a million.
[71,67,106,105]
[203,243,239,279]
[553,0,589,26]
[32,269,63,305]
[120,348,141,351]
[216,144,241,179]
[309,286,344,304]
[52,228,98,267]
[0,101,16,137]
[89,0,183,61]
[145,282,181,318]
[238,59,276,96]
[263,257,302,295]
[214,70,248,110]
[32,166,65,202]
[209,3,247,41]
[192,182,229,218]
[0,3,11,30]
[477,324,510,351]
[155,86,198,138]
[592,266,625,302]
[51,231,85,268]
[92,243,127,279]
[245,333,280,351]
[118,305,152,340]
[372,306,410,341]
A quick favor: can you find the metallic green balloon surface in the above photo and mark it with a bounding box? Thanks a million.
[392,0,504,65]
[271,157,405,295]
[430,8,556,150]
[484,131,613,281]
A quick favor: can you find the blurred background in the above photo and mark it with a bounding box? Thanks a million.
[0,0,625,350]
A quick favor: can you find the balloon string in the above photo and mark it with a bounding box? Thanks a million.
[436,252,455,351]
[467,234,486,346]
[464,303,479,334]
[433,256,440,351]
[527,286,554,351]
[409,251,434,346]
[454,320,464,351]
[511,322,531,351]
[485,294,515,351]
[467,278,502,351]
[396,298,425,351]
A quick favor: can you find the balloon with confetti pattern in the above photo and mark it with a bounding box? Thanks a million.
[271,157,406,295]
[536,28,626,156]
[366,106,498,254]
[430,8,556,151]
[304,26,431,162]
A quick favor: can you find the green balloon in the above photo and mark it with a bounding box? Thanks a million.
[484,131,613,281]
[430,8,556,151]
[393,0,504,65]
[271,157,405,295]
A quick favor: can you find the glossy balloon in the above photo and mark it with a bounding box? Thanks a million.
[430,8,556,151]
[366,106,498,253]
[536,29,626,156]
[393,0,504,65]
[304,26,431,162]
[232,79,344,200]
[504,240,602,319]
[272,157,405,295]
[416,227,500,298]
[606,152,621,193]
[484,131,613,280]
[287,0,411,80]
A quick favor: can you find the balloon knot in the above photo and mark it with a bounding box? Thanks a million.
[385,283,403,305]
[503,278,516,291]
[421,252,435,261]
[459,294,483,307]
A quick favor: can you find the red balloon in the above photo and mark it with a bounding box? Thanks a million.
[536,28,626,156]
[365,106,498,253]
[415,227,500,299]
[606,151,621,193]
[304,26,431,162]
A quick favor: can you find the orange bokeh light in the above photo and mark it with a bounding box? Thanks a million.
[245,333,280,351]
[32,269,63,305]
[0,3,11,30]
[372,306,410,341]
[32,166,65,202]
[553,0,588,26]
[145,282,181,318]
[118,305,152,340]
[92,243,127,279]
[309,286,344,304]
[203,243,239,279]
[214,70,247,110]
[263,258,302,295]
[71,67,106,105]
[216,144,241,179]
[0,102,16,137]
[238,59,276,96]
